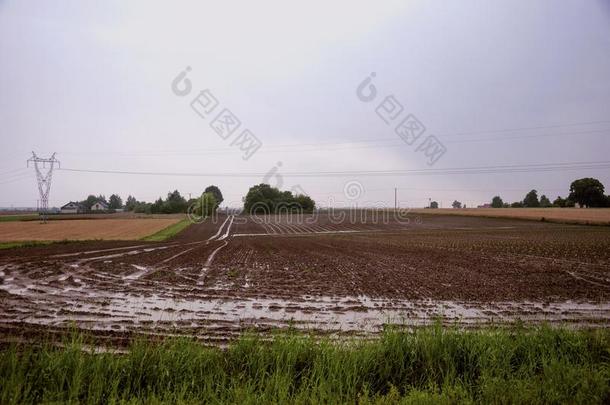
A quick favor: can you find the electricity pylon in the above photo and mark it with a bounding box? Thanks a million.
[27,152,60,223]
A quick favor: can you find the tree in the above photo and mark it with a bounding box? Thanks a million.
[125,195,137,211]
[151,198,164,214]
[194,192,217,217]
[523,190,540,207]
[568,178,606,208]
[82,195,99,210]
[430,201,439,209]
[108,194,123,210]
[539,195,551,208]
[452,200,462,209]
[204,185,224,207]
[511,201,524,208]
[553,196,566,207]
[164,190,187,213]
[243,184,316,214]
[134,202,151,214]
[491,196,504,208]
[294,194,315,213]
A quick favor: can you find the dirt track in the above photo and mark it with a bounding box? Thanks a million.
[1,213,609,344]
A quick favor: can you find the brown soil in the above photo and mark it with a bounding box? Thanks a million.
[1,213,609,342]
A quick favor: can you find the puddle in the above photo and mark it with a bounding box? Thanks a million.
[124,265,150,280]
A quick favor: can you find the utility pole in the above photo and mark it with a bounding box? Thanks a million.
[27,152,60,223]
[394,187,397,210]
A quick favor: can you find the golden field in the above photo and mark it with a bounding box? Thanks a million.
[0,218,182,241]
[411,208,610,225]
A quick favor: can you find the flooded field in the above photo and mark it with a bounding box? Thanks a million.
[1,213,609,344]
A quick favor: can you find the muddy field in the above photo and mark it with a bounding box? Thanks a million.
[0,218,182,241]
[0,213,609,344]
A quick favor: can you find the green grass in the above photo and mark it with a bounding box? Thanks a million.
[1,324,609,404]
[141,218,192,242]
[0,214,38,222]
[0,240,55,250]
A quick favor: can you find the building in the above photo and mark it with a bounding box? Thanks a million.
[91,201,109,211]
[60,201,83,214]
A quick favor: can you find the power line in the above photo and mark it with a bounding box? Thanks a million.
[53,128,610,157]
[443,119,610,137]
[0,168,29,177]
[0,172,33,186]
[59,160,610,178]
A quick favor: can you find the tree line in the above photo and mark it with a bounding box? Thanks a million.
[78,185,224,215]
[76,183,316,216]
[447,177,610,209]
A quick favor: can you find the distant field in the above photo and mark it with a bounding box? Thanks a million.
[0,218,183,242]
[411,207,610,225]
[0,212,184,221]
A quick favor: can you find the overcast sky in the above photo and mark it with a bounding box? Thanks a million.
[1,0,609,209]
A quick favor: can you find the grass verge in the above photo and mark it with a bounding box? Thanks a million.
[141,218,191,242]
[1,325,609,404]
[0,240,55,250]
[0,214,38,222]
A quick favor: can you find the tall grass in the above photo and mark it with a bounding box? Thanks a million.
[1,325,609,404]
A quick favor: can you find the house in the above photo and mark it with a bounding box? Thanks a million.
[91,200,109,211]
[60,201,83,214]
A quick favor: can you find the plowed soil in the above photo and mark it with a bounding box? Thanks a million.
[1,213,609,345]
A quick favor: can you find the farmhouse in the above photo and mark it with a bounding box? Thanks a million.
[60,201,83,214]
[91,200,109,211]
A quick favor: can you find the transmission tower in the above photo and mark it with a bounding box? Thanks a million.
[27,152,60,223]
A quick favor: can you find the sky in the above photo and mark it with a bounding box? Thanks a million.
[1,0,609,209]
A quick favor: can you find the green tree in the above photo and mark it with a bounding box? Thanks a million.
[151,198,164,214]
[243,184,315,214]
[568,178,606,207]
[523,190,540,207]
[511,201,524,208]
[125,195,137,211]
[491,196,504,208]
[430,201,439,209]
[194,192,217,217]
[294,194,315,213]
[82,195,99,210]
[108,194,123,210]
[539,195,551,208]
[452,200,462,209]
[553,196,566,207]
[204,185,224,207]
[164,190,187,213]
[134,202,151,214]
